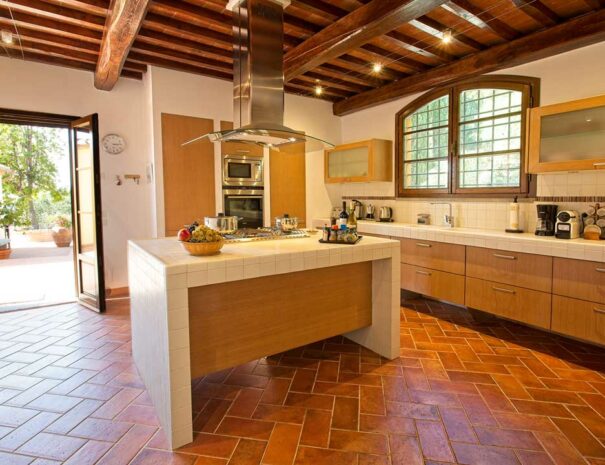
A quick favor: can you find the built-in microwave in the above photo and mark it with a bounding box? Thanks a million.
[223,155,264,187]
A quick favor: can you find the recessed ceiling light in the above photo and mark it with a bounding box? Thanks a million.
[441,29,453,44]
[314,85,323,96]
[372,62,383,73]
[1,30,13,45]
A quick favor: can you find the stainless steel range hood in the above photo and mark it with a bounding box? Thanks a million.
[184,0,333,151]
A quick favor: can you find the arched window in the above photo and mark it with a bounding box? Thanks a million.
[396,76,539,197]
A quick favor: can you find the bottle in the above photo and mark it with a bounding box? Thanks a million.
[322,224,330,242]
[347,201,357,231]
[338,201,349,228]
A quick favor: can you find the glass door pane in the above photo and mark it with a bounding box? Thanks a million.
[71,114,105,312]
[328,146,369,178]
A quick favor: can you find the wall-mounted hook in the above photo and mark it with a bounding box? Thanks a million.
[115,175,122,186]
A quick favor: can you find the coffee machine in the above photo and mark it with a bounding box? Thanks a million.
[555,210,581,239]
[535,204,557,236]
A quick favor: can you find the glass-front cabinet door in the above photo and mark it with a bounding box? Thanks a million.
[528,94,605,173]
[324,139,392,183]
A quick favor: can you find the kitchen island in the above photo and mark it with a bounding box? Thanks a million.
[128,235,400,449]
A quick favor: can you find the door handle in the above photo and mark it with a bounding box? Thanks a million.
[416,270,431,276]
[416,243,432,248]
[594,307,605,315]
[493,286,515,294]
[596,268,605,273]
[493,253,517,260]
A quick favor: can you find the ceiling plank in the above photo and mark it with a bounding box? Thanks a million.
[334,8,605,115]
[95,0,151,90]
[411,16,484,51]
[511,0,559,27]
[446,0,519,40]
[581,0,605,9]
[283,0,448,81]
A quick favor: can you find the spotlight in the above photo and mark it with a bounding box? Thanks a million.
[1,30,13,45]
[442,29,453,44]
[372,62,383,73]
[314,85,323,96]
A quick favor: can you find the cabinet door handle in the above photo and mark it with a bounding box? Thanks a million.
[416,270,432,276]
[416,242,432,248]
[493,286,515,294]
[594,162,605,167]
[596,268,605,273]
[594,307,605,315]
[493,253,517,260]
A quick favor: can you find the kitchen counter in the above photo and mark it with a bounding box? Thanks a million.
[312,219,605,262]
[128,235,400,449]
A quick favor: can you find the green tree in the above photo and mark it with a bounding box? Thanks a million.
[0,124,65,228]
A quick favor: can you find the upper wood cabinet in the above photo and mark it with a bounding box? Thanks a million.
[324,139,392,183]
[528,94,605,173]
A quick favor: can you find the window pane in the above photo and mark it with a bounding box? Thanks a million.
[404,127,448,161]
[404,95,449,132]
[459,88,522,122]
[458,152,521,188]
[404,161,448,189]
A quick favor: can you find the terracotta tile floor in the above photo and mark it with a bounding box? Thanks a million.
[0,297,603,464]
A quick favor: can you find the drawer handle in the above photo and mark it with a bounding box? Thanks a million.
[416,270,432,276]
[493,286,515,294]
[594,307,605,315]
[596,268,605,273]
[594,162,605,167]
[493,253,517,260]
[416,242,432,248]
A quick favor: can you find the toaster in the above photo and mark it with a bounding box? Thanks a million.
[555,210,581,239]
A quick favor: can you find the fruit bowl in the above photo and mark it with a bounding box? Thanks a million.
[180,239,224,256]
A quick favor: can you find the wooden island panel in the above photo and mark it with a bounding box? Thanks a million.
[188,262,373,378]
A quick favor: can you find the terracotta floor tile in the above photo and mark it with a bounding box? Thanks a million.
[389,435,423,465]
[491,374,532,400]
[0,411,60,451]
[526,388,586,405]
[567,405,605,439]
[194,457,228,465]
[69,382,121,401]
[194,399,232,433]
[511,399,573,418]
[215,417,274,440]
[332,396,359,430]
[494,412,557,432]
[17,432,86,461]
[91,387,142,420]
[0,406,39,427]
[289,369,316,393]
[515,450,555,465]
[294,446,358,465]
[44,399,103,434]
[474,426,543,450]
[451,442,520,465]
[130,448,198,465]
[262,423,301,465]
[329,430,388,455]
[114,404,160,426]
[313,381,359,397]
[441,407,477,443]
[458,395,498,426]
[316,361,339,382]
[476,384,516,412]
[252,404,305,424]
[416,420,455,462]
[359,413,415,435]
[228,439,266,465]
[382,376,409,402]
[259,379,291,406]
[0,450,40,465]
[299,409,331,447]
[223,373,269,390]
[552,418,605,458]
[67,417,133,442]
[284,392,334,411]
[360,386,386,415]
[95,424,157,465]
[178,432,239,458]
[409,389,460,407]
[535,431,587,465]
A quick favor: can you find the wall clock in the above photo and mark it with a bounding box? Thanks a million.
[102,134,126,155]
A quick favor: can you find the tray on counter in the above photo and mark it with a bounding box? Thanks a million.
[318,236,363,245]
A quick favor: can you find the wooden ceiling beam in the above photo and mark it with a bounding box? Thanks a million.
[135,29,231,63]
[283,0,448,81]
[95,0,151,90]
[4,0,104,28]
[334,8,605,115]
[446,0,519,41]
[512,0,559,27]
[581,0,605,9]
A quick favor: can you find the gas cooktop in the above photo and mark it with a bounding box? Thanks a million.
[222,228,309,243]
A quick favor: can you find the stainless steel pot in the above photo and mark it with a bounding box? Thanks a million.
[275,214,298,232]
[204,213,239,234]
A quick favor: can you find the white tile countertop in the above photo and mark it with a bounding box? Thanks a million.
[312,219,605,262]
[357,221,605,262]
[128,234,399,280]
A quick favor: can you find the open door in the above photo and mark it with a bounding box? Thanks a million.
[70,114,106,312]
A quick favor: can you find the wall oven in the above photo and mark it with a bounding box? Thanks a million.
[223,188,264,229]
[223,155,264,187]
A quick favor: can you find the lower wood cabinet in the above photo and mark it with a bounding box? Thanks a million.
[465,277,552,330]
[400,238,465,275]
[553,257,605,304]
[401,264,465,306]
[552,295,605,345]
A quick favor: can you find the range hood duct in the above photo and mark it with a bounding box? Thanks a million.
[184,0,333,151]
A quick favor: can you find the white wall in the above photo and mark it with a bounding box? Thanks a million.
[0,58,153,289]
[333,42,605,229]
[148,66,341,233]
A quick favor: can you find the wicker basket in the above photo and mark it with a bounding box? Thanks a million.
[180,240,224,256]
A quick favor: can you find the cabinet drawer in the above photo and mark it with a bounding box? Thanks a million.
[552,296,605,345]
[466,247,552,292]
[553,258,605,304]
[465,277,551,329]
[400,239,465,275]
[401,264,465,306]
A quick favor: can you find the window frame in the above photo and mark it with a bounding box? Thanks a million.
[395,75,540,198]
